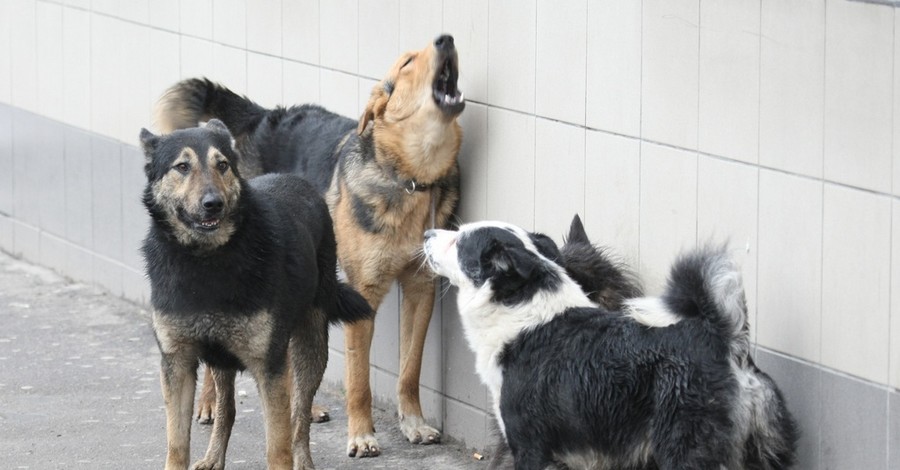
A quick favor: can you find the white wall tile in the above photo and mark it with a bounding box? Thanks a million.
[534,119,585,239]
[891,201,900,388]
[757,170,822,362]
[91,0,120,17]
[488,0,536,114]
[821,185,890,384]
[698,0,759,164]
[443,0,489,104]
[283,61,320,105]
[823,0,893,193]
[10,0,37,112]
[180,37,215,83]
[282,0,319,65]
[357,77,379,117]
[118,24,152,144]
[398,0,443,53]
[641,0,699,150]
[759,0,824,179]
[486,108,535,229]
[148,0,180,32]
[213,0,246,49]
[147,29,182,130]
[213,44,248,98]
[586,0,641,137]
[90,14,122,139]
[697,156,759,341]
[62,7,91,130]
[319,69,358,119]
[894,11,900,197]
[358,0,399,80]
[246,0,282,56]
[456,102,488,223]
[535,0,586,126]
[246,52,283,109]
[0,0,10,105]
[117,0,150,25]
[639,142,698,293]
[583,131,640,265]
[319,0,358,73]
[36,2,64,122]
[180,0,213,39]
[65,0,91,10]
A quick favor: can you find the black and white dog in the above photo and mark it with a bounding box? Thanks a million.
[423,217,797,469]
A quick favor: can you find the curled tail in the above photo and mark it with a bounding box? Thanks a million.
[154,77,267,136]
[663,245,748,346]
[330,282,374,325]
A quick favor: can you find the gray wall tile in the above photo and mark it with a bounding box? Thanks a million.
[443,398,490,452]
[121,267,150,306]
[39,231,67,274]
[120,144,147,271]
[12,219,39,261]
[0,214,12,252]
[372,283,400,373]
[65,242,93,284]
[36,116,66,237]
[756,348,821,469]
[64,126,92,248]
[820,370,887,469]
[92,255,123,298]
[90,137,122,262]
[0,105,11,214]
[890,391,900,470]
[441,286,488,409]
[12,110,39,226]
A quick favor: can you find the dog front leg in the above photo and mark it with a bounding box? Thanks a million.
[192,367,236,470]
[344,317,379,457]
[396,268,441,445]
[160,353,198,470]
[258,370,294,470]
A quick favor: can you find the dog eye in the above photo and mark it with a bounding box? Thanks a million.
[173,162,190,173]
[216,161,229,172]
[401,56,414,68]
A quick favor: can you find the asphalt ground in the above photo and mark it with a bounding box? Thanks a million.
[0,250,489,469]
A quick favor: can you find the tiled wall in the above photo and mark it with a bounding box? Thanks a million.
[1,0,899,467]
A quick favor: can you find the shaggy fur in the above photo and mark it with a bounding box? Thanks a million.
[140,121,372,470]
[424,217,797,470]
[154,35,465,458]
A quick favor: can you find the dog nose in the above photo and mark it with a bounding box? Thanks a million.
[434,34,454,51]
[201,192,224,212]
[424,229,437,241]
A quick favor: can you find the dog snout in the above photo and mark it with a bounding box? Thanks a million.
[424,229,438,241]
[201,191,224,214]
[434,34,454,52]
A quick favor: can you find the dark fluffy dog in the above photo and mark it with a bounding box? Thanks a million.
[423,217,797,470]
[155,34,464,457]
[139,120,371,470]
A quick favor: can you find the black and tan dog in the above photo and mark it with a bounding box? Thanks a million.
[139,120,372,469]
[155,35,464,457]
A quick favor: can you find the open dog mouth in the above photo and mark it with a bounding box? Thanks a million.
[178,208,222,233]
[432,57,465,116]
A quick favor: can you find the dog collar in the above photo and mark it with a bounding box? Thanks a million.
[403,179,432,194]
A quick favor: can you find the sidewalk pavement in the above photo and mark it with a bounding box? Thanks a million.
[0,250,489,469]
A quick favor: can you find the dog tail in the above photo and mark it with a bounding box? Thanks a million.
[662,244,748,345]
[560,215,643,311]
[329,282,374,325]
[154,77,267,136]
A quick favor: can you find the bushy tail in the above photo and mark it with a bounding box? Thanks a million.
[330,282,374,325]
[154,77,267,136]
[662,245,748,345]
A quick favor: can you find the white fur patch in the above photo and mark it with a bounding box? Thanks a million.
[622,297,682,328]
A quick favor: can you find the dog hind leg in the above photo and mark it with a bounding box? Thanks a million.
[396,268,441,445]
[196,366,216,424]
[344,317,380,457]
[257,369,294,470]
[192,368,237,470]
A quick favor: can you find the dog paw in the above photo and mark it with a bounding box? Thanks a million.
[400,415,441,445]
[311,403,330,423]
[347,434,380,458]
[190,457,224,470]
[195,403,214,425]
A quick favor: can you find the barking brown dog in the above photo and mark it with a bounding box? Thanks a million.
[154,34,464,458]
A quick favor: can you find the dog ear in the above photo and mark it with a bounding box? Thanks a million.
[489,245,537,281]
[566,214,590,246]
[139,128,159,157]
[357,84,390,135]
[530,233,561,263]
[204,119,232,136]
